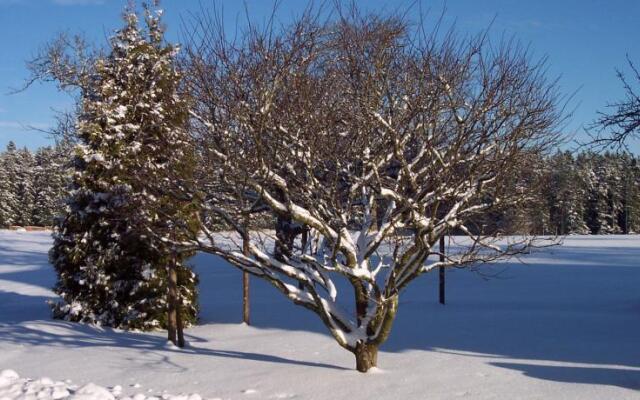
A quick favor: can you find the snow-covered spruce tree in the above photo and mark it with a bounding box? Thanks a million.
[0,142,37,227]
[0,142,20,227]
[32,145,69,227]
[619,153,640,233]
[0,166,10,227]
[546,151,589,235]
[50,5,200,333]
[14,147,36,226]
[32,147,55,226]
[580,152,624,234]
[515,154,552,235]
[183,7,564,372]
[0,145,16,227]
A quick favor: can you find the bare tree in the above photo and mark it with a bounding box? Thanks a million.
[18,33,99,145]
[181,5,564,372]
[22,32,99,97]
[590,56,640,150]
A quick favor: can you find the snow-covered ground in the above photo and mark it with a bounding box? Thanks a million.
[0,231,639,400]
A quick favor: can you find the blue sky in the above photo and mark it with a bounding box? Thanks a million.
[0,0,639,151]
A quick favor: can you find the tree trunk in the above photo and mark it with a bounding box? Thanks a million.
[354,341,378,373]
[242,271,250,324]
[167,265,178,345]
[176,291,185,348]
[353,280,368,326]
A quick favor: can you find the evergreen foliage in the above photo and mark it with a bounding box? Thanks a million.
[527,151,640,235]
[32,145,69,226]
[0,141,70,227]
[48,5,200,330]
[2,145,640,236]
[0,142,21,226]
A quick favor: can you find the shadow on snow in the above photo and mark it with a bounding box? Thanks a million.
[1,232,639,388]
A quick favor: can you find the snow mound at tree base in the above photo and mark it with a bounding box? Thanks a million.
[0,370,204,400]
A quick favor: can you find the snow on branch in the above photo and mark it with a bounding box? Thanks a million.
[179,3,564,370]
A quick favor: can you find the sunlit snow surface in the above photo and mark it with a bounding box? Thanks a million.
[0,230,639,399]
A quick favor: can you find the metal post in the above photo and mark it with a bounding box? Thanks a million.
[439,235,445,305]
[242,230,250,325]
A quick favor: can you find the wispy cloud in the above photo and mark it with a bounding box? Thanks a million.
[0,121,51,131]
[52,0,105,5]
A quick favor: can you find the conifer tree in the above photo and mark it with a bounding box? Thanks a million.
[50,4,200,334]
[14,147,36,226]
[32,146,68,226]
[547,152,589,234]
[0,142,20,227]
[620,154,640,233]
[0,150,15,227]
[0,168,10,227]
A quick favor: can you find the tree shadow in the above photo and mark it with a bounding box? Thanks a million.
[0,316,347,371]
[0,251,51,266]
[193,246,640,390]
[0,233,347,371]
[490,362,640,391]
[2,232,639,387]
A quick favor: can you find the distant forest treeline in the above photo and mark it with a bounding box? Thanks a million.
[518,151,640,235]
[0,140,69,228]
[0,140,638,235]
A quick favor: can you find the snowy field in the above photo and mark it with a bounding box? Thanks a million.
[0,231,639,400]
